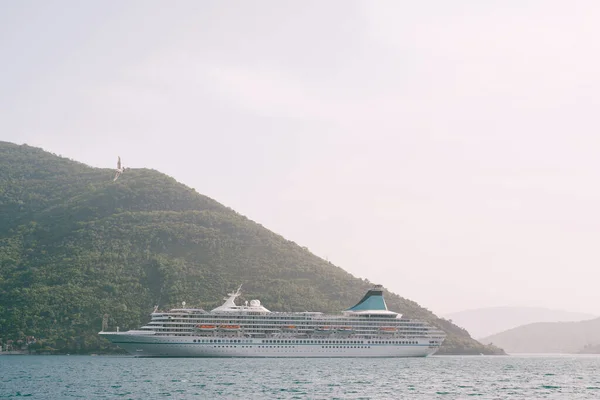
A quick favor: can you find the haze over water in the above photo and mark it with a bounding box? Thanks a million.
[2,355,600,399]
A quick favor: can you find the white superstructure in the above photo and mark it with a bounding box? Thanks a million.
[99,285,446,357]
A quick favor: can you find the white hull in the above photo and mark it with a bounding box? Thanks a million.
[100,333,439,358]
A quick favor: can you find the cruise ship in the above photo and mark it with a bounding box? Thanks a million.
[99,285,446,357]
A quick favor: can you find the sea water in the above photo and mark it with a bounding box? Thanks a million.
[1,354,599,399]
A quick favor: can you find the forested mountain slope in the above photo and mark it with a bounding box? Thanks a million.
[0,142,503,355]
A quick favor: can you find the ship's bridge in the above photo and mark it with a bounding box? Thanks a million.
[210,285,271,313]
[342,285,400,317]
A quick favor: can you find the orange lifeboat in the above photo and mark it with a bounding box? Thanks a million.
[219,325,241,330]
[336,326,354,334]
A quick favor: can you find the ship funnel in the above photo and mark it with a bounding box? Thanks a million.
[346,285,389,312]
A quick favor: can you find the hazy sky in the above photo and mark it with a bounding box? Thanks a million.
[3,0,600,315]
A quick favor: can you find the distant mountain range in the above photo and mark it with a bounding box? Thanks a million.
[445,307,597,339]
[479,317,600,354]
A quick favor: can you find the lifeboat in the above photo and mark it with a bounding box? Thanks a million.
[336,326,354,333]
[282,325,296,330]
[219,325,241,331]
[196,325,217,330]
[379,327,398,333]
[315,326,333,334]
[334,326,354,335]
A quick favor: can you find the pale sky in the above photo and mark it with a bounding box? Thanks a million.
[2,0,600,315]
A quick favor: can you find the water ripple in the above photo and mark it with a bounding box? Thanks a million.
[1,354,600,399]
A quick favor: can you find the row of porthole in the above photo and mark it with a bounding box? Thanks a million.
[371,341,418,345]
[208,346,296,349]
[261,340,418,345]
[190,339,418,345]
[206,345,372,349]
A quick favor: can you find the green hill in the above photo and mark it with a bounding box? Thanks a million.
[0,141,503,355]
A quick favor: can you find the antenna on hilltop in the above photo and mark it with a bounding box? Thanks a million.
[113,156,125,181]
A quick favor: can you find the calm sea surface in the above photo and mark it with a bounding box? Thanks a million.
[1,354,599,399]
